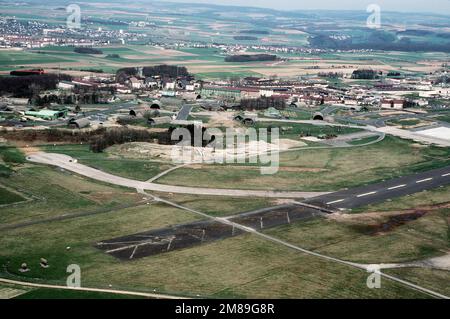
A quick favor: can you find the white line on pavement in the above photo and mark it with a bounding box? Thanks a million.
[442,173,450,177]
[416,178,433,184]
[388,184,407,190]
[326,199,345,205]
[356,191,377,198]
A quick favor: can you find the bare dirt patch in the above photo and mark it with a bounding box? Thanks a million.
[329,202,450,235]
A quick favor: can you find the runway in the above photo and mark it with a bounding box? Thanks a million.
[305,165,450,210]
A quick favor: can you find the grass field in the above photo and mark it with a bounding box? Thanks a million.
[15,288,143,299]
[156,136,450,192]
[2,41,444,80]
[154,192,276,217]
[264,208,449,265]
[254,122,362,140]
[40,144,173,181]
[384,268,450,297]
[0,187,25,205]
[0,165,143,226]
[0,218,429,298]
[0,157,439,297]
[348,135,380,145]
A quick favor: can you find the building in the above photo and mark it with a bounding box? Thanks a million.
[129,77,143,89]
[58,81,76,90]
[381,99,405,110]
[25,109,67,120]
[201,86,242,100]
[68,118,90,129]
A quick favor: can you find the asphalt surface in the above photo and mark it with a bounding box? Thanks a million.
[97,203,323,260]
[176,105,193,121]
[305,165,450,210]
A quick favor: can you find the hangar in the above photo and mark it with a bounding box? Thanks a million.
[68,118,90,129]
[312,112,324,121]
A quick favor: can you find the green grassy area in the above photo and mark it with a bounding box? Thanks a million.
[384,268,450,297]
[437,114,450,124]
[40,144,173,181]
[157,136,450,192]
[264,208,449,265]
[0,219,429,298]
[0,159,437,298]
[348,135,380,145]
[254,122,362,140]
[0,145,26,177]
[155,192,276,217]
[0,187,25,205]
[0,201,201,284]
[0,50,73,67]
[0,145,25,164]
[0,163,13,178]
[386,118,422,127]
[0,165,142,226]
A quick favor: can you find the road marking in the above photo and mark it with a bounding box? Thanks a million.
[356,191,377,198]
[326,199,345,205]
[416,178,433,184]
[388,184,406,190]
[442,173,450,177]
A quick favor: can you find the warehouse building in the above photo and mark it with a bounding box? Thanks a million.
[25,109,67,120]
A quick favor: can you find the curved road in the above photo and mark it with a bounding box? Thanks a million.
[27,152,328,199]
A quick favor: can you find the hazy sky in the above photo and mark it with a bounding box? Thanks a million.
[169,0,450,15]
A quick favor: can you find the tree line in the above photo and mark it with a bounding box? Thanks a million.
[116,65,191,83]
[74,47,103,54]
[0,74,72,98]
[225,54,277,63]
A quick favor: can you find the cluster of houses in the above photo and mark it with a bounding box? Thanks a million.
[47,66,450,114]
[2,66,449,130]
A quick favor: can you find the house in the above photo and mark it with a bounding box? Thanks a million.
[129,77,143,89]
[145,77,158,88]
[164,81,176,90]
[381,99,405,110]
[260,89,274,97]
[201,86,242,100]
[116,86,132,94]
[58,81,76,90]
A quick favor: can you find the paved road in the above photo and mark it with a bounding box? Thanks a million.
[176,105,193,121]
[27,152,328,199]
[305,165,450,210]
